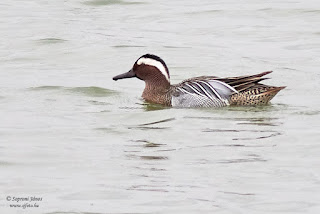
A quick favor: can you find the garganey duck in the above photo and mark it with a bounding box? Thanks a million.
[113,54,285,108]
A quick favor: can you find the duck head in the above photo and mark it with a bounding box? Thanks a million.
[113,54,170,86]
[113,54,172,105]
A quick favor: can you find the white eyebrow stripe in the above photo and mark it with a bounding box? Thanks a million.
[137,57,170,81]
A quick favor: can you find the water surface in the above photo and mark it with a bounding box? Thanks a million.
[0,0,320,213]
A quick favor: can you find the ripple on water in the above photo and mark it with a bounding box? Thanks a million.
[88,100,112,105]
[163,45,192,49]
[138,118,175,126]
[141,103,170,111]
[45,211,108,214]
[126,154,168,161]
[67,86,118,97]
[131,140,165,148]
[293,110,320,116]
[0,161,15,167]
[220,191,255,196]
[29,86,118,97]
[29,86,64,91]
[83,0,145,6]
[140,156,168,160]
[203,128,281,141]
[36,38,67,45]
[134,166,167,172]
[125,139,171,154]
[217,157,267,164]
[127,184,169,192]
[185,116,281,126]
[127,117,175,130]
[185,9,223,16]
[112,45,146,48]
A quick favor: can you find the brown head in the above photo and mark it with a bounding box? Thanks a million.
[113,54,172,105]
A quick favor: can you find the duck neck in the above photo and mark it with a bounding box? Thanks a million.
[142,78,171,106]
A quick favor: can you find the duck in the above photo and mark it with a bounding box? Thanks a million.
[113,54,285,108]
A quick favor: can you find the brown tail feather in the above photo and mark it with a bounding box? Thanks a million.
[232,78,271,92]
[217,71,273,90]
[258,86,286,96]
[221,71,272,81]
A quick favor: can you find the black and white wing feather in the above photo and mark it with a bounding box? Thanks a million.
[172,79,238,108]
